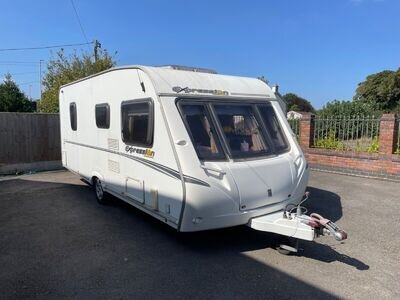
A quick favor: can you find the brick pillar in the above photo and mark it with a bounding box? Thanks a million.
[379,114,397,156]
[299,113,315,150]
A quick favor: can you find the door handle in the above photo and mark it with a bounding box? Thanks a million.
[200,165,226,175]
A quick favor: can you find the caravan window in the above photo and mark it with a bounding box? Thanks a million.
[121,99,153,147]
[258,104,289,153]
[95,103,110,129]
[180,104,225,160]
[213,104,271,158]
[70,102,77,131]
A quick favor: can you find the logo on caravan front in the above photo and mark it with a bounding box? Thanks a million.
[172,86,229,96]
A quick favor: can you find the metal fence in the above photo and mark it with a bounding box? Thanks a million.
[312,115,380,152]
[287,118,300,140]
[396,117,400,155]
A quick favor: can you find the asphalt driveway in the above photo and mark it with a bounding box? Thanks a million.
[0,170,399,299]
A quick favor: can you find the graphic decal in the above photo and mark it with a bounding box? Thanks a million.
[125,145,155,158]
[65,140,209,187]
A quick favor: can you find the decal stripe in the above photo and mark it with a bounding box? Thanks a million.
[64,140,210,187]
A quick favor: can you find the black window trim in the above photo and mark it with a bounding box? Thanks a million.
[121,98,154,148]
[95,102,110,129]
[70,102,77,131]
[176,97,291,161]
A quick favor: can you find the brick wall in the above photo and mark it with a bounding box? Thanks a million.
[298,113,400,181]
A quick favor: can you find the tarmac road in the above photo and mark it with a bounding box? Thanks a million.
[0,170,399,299]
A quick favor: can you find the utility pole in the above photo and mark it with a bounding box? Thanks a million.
[39,59,43,101]
[94,40,101,62]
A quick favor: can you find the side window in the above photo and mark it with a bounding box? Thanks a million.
[95,103,110,129]
[121,99,153,147]
[70,102,77,131]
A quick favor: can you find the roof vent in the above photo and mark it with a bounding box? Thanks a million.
[158,65,217,74]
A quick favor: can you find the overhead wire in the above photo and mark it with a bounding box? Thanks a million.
[0,61,39,64]
[0,42,93,52]
[69,0,91,51]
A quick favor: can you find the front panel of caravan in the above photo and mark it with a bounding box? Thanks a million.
[161,96,308,232]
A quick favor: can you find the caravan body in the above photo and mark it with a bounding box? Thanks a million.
[59,65,309,232]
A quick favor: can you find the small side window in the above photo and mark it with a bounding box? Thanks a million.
[95,103,110,129]
[121,99,153,147]
[70,102,77,131]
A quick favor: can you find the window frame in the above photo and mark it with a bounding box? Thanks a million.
[121,98,154,148]
[177,100,227,161]
[256,103,290,154]
[176,97,291,161]
[69,102,77,131]
[210,102,274,160]
[95,103,110,129]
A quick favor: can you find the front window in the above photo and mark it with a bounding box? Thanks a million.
[213,104,270,158]
[180,104,225,160]
[258,104,289,153]
[178,100,290,161]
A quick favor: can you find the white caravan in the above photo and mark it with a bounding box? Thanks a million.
[60,65,346,253]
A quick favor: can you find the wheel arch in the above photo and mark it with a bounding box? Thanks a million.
[91,172,104,185]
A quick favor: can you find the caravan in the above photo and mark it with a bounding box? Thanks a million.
[60,65,346,253]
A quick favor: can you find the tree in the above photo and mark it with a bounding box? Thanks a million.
[39,47,116,112]
[318,99,378,116]
[0,73,33,112]
[354,69,400,112]
[282,93,315,112]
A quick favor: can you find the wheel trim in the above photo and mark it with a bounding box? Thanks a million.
[95,180,103,199]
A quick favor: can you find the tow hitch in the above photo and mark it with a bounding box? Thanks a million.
[248,192,348,254]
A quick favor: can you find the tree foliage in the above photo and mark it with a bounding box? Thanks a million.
[0,74,33,112]
[39,47,116,112]
[282,93,315,112]
[354,69,400,113]
[317,99,378,116]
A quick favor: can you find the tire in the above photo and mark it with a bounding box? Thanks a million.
[276,246,292,255]
[275,237,297,255]
[93,177,110,204]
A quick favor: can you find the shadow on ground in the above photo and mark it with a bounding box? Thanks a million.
[0,178,367,299]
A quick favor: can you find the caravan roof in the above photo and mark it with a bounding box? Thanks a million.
[61,65,276,99]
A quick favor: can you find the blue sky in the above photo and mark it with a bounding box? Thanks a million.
[0,0,399,108]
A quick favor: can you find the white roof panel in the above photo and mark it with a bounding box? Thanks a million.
[140,65,274,98]
[61,65,276,99]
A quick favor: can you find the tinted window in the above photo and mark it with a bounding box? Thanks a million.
[70,102,77,131]
[95,103,110,129]
[180,104,225,160]
[121,100,153,146]
[258,104,289,153]
[213,104,270,158]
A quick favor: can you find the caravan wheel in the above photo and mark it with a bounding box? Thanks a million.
[93,177,110,204]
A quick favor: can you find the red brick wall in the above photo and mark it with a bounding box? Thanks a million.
[298,114,400,181]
